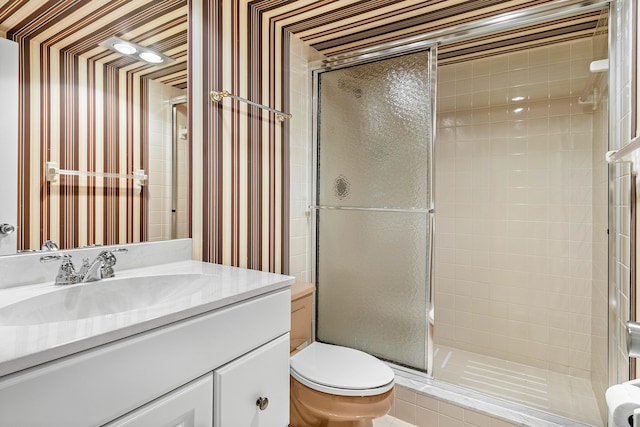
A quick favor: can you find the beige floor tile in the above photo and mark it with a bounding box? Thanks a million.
[374,415,417,427]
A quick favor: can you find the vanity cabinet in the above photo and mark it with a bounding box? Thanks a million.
[0,289,291,427]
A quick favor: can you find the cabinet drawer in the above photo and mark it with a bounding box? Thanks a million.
[214,334,290,427]
[104,374,213,427]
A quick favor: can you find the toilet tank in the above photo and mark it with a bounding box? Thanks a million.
[290,282,315,353]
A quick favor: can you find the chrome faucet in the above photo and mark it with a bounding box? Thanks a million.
[40,248,128,286]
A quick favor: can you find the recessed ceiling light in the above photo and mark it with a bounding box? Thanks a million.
[139,52,164,64]
[112,42,137,55]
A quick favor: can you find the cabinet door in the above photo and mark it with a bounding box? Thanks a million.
[214,334,289,427]
[104,374,213,427]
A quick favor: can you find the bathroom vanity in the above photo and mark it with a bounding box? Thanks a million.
[0,240,293,427]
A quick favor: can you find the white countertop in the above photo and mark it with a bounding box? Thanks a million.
[0,260,293,377]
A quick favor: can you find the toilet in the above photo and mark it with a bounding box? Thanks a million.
[289,282,395,427]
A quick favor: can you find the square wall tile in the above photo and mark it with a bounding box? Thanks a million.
[435,38,599,376]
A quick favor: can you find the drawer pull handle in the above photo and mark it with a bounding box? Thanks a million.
[256,396,269,410]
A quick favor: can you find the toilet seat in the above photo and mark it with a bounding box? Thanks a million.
[290,342,394,397]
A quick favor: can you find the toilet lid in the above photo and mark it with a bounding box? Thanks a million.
[290,342,395,397]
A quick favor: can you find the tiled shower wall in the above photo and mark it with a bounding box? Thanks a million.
[435,39,602,378]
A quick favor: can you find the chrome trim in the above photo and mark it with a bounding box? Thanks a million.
[631,172,637,377]
[309,205,429,214]
[608,0,616,387]
[426,45,437,377]
[322,0,610,68]
[311,68,320,344]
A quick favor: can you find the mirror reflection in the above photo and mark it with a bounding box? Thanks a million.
[0,0,189,254]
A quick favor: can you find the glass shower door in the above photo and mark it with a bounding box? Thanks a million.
[314,50,433,370]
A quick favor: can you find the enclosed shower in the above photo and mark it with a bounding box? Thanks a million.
[312,5,610,426]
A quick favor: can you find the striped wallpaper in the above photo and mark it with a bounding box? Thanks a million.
[1,0,604,272]
[192,0,292,271]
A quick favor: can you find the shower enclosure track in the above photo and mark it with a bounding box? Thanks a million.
[309,205,432,214]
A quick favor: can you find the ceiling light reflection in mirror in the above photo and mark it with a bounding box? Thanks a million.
[100,36,175,65]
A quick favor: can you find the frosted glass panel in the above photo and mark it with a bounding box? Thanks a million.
[316,209,427,368]
[315,50,431,370]
[318,52,430,209]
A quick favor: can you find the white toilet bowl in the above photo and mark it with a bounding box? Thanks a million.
[289,342,395,427]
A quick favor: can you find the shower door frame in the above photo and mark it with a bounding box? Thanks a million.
[310,47,438,373]
[310,0,615,379]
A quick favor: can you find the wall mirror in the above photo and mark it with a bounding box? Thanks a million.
[0,0,190,254]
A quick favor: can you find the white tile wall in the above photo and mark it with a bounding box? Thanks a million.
[435,39,601,378]
[288,35,325,282]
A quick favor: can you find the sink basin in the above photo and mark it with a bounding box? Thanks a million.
[0,274,212,326]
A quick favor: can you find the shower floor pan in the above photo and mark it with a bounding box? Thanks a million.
[432,346,602,426]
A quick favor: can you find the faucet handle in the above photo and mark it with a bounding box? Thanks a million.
[39,253,72,264]
[40,254,79,286]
